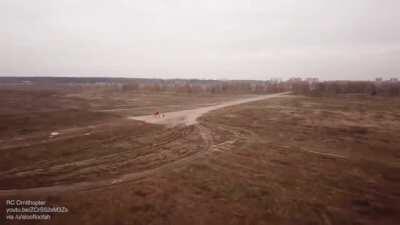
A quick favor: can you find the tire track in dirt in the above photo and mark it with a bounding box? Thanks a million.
[0,126,193,178]
[0,126,198,189]
[0,125,212,196]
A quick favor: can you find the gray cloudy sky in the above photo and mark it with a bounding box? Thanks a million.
[1,0,399,80]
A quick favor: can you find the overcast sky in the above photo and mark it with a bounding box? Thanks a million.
[1,0,399,80]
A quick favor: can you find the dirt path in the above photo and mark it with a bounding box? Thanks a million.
[0,93,286,196]
[129,93,287,127]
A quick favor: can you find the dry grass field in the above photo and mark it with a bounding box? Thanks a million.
[1,86,399,225]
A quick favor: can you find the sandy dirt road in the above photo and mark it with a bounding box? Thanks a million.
[0,93,286,196]
[129,93,287,127]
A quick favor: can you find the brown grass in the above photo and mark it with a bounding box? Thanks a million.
[0,89,399,225]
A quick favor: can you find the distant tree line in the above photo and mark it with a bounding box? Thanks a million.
[1,76,399,96]
[121,79,288,94]
[291,78,400,97]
